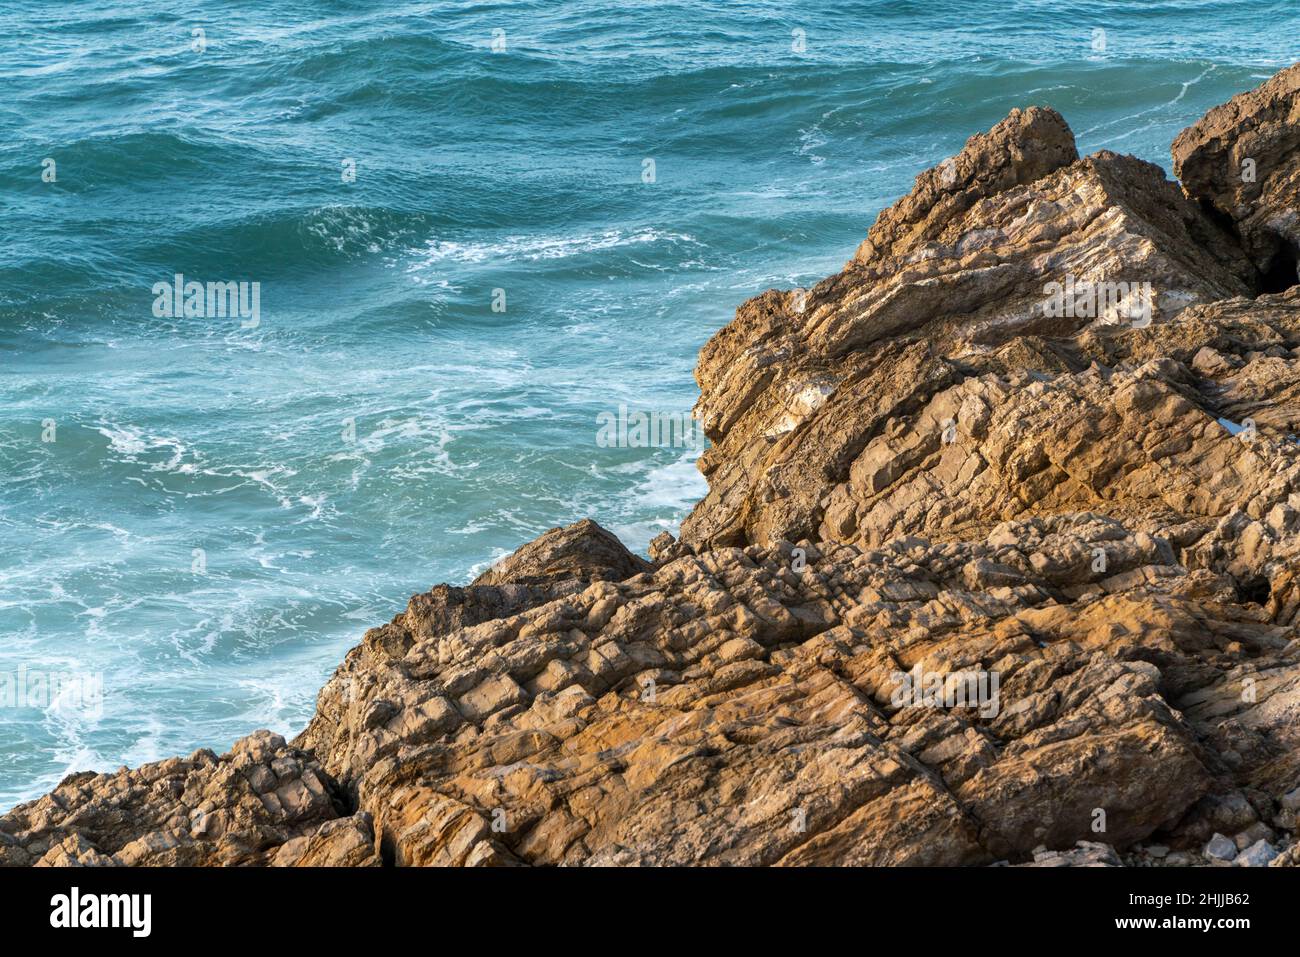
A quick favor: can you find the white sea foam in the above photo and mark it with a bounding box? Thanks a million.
[796,126,828,164]
[97,424,195,474]
[466,547,513,581]
[407,228,700,269]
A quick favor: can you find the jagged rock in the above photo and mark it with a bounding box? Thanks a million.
[1173,62,1300,285]
[1176,791,1264,847]
[471,518,650,588]
[648,530,680,563]
[7,65,1300,869]
[319,519,651,667]
[1205,832,1238,862]
[1021,841,1123,867]
[294,519,652,773]
[1235,838,1279,867]
[1271,843,1300,866]
[682,107,1257,552]
[0,731,361,866]
[853,107,1080,264]
[270,812,381,867]
[273,514,1298,865]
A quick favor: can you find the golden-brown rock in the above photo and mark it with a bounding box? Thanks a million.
[1173,61,1300,285]
[682,110,1261,552]
[6,65,1300,869]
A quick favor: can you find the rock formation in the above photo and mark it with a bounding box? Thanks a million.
[5,65,1300,868]
[681,107,1258,551]
[1173,61,1300,287]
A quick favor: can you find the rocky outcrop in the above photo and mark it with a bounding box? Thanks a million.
[812,292,1300,548]
[5,65,1300,868]
[1173,62,1300,287]
[681,106,1259,553]
[287,513,1289,866]
[0,731,376,866]
[471,518,651,588]
[334,518,651,662]
[852,107,1080,264]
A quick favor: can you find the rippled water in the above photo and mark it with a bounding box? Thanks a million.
[2,0,1297,808]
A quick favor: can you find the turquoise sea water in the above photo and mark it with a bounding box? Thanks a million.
[2,1,1298,809]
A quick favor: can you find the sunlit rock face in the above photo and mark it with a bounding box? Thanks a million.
[6,65,1300,869]
[1174,61,1300,288]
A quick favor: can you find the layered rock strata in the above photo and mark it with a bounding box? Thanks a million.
[1174,61,1300,287]
[6,65,1300,868]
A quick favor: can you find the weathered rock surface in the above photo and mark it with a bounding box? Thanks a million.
[681,106,1261,553]
[0,731,374,866]
[343,518,651,662]
[5,65,1300,867]
[1174,62,1300,286]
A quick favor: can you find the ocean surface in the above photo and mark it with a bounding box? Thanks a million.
[2,0,1298,809]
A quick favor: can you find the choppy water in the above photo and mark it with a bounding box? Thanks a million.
[2,0,1297,808]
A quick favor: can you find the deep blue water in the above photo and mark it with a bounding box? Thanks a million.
[2,0,1298,808]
